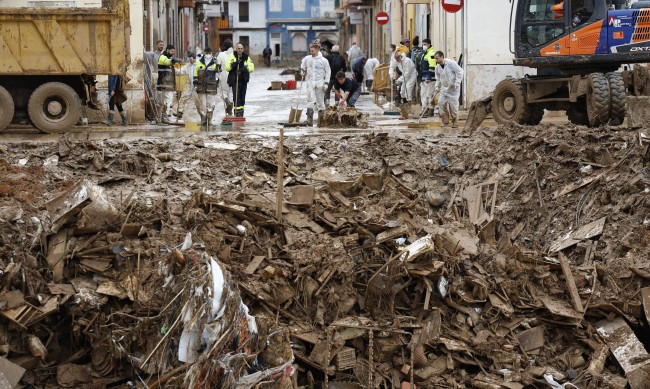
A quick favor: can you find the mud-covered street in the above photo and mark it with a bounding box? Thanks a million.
[1,67,650,389]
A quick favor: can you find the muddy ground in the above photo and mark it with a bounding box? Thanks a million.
[1,121,650,389]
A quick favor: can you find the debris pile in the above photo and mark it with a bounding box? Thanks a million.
[1,124,650,388]
[318,106,369,128]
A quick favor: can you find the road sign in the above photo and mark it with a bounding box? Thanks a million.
[441,0,463,13]
[376,11,389,25]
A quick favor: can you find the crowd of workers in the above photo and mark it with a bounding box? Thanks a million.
[132,36,463,129]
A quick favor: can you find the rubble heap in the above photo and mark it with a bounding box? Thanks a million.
[1,124,650,388]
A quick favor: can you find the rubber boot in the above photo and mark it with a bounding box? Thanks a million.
[200,114,206,125]
[317,110,324,127]
[306,108,314,126]
[176,111,183,122]
[235,108,244,118]
[103,112,114,126]
[206,111,213,127]
[120,111,128,126]
[441,111,449,126]
[226,101,233,116]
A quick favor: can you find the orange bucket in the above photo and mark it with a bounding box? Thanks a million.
[286,80,297,90]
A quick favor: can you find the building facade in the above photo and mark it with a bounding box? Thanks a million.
[266,0,340,61]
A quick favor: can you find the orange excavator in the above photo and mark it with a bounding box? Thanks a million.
[466,0,650,131]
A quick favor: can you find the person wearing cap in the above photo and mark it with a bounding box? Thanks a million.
[325,44,347,106]
[194,47,220,127]
[346,42,362,68]
[175,53,200,122]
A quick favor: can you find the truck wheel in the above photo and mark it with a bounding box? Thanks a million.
[28,82,81,133]
[586,73,611,127]
[607,72,626,126]
[567,105,590,126]
[492,79,542,125]
[0,86,14,132]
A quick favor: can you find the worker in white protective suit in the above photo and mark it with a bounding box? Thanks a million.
[346,42,362,68]
[300,43,331,126]
[174,53,200,122]
[434,51,464,128]
[363,57,380,92]
[216,39,234,116]
[394,52,417,105]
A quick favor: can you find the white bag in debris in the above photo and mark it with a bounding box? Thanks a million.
[543,373,579,389]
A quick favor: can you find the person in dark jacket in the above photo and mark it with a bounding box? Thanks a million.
[325,45,347,106]
[262,46,272,67]
[351,55,367,85]
[225,43,254,117]
[103,75,128,126]
[157,44,180,122]
[333,71,361,108]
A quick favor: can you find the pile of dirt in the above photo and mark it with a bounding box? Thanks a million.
[1,124,650,388]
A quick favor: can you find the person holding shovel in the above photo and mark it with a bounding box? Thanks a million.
[300,43,330,126]
[333,71,361,108]
[225,43,254,118]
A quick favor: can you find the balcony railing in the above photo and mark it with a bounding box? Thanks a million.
[217,15,233,29]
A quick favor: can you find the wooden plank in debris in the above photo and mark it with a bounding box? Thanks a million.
[376,225,409,243]
[517,326,544,352]
[558,253,584,313]
[597,318,650,389]
[47,230,68,283]
[0,356,26,388]
[244,256,266,275]
[553,171,606,198]
[549,217,606,253]
[641,287,650,324]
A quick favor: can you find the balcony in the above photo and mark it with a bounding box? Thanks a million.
[216,15,233,29]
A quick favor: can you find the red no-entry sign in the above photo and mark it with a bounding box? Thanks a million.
[441,0,463,13]
[376,11,389,25]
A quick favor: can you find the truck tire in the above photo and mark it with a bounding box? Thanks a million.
[567,105,590,126]
[606,72,626,126]
[492,79,542,125]
[0,86,14,132]
[28,82,81,133]
[586,73,611,127]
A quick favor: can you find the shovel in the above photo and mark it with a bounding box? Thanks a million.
[289,79,305,123]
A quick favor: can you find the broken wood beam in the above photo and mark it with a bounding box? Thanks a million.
[558,253,584,313]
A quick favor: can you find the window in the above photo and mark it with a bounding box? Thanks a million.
[521,0,565,47]
[293,0,306,12]
[270,0,281,12]
[320,0,334,12]
[239,1,249,22]
[292,33,307,52]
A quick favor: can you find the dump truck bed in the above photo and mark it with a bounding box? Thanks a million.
[0,0,130,76]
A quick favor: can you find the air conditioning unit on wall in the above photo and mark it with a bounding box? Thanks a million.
[324,11,331,17]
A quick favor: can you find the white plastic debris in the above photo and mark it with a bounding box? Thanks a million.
[579,165,593,174]
[180,232,192,251]
[543,373,579,389]
[236,225,247,235]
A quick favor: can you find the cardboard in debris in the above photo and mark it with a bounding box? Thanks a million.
[597,318,650,389]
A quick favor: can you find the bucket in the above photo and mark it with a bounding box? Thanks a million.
[289,108,302,123]
[286,80,297,90]
[184,121,200,132]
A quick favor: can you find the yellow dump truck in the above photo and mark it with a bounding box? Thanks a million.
[0,0,130,133]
